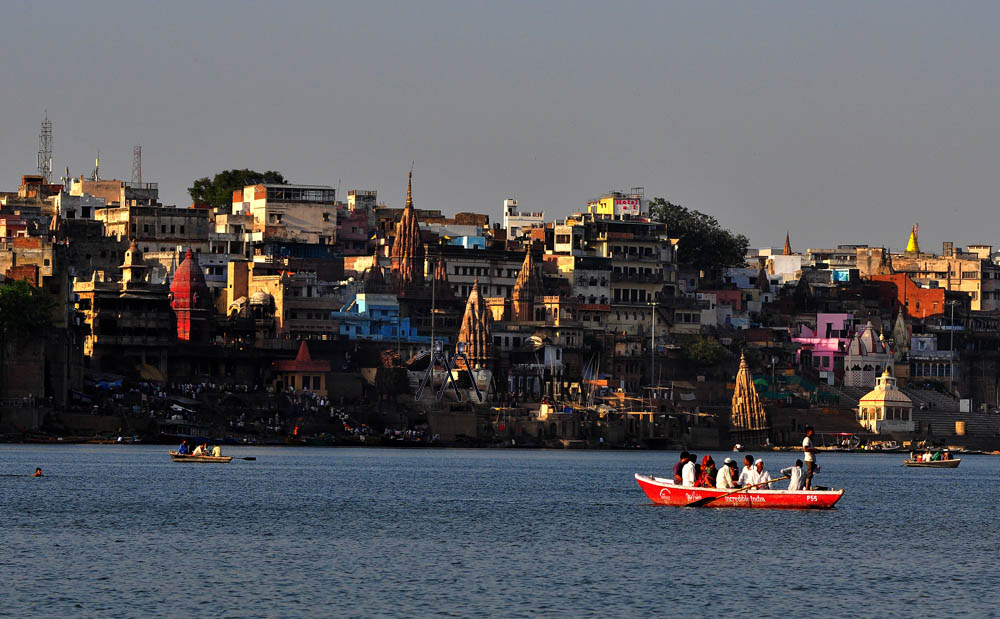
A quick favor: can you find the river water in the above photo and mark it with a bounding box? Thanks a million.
[1,445,997,617]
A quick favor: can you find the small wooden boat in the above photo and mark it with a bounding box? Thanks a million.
[903,458,961,468]
[169,451,233,463]
[634,474,844,509]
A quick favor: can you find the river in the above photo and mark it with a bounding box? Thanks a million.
[1,445,996,617]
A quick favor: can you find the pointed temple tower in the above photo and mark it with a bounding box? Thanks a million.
[512,250,544,322]
[390,171,424,293]
[363,247,389,293]
[120,240,149,289]
[170,248,213,343]
[905,224,920,254]
[783,231,793,256]
[433,254,452,296]
[730,352,769,446]
[457,277,493,369]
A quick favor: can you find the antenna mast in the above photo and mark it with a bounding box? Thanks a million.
[131,145,142,185]
[37,112,53,182]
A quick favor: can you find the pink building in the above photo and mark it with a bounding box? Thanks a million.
[792,313,853,382]
[336,205,373,256]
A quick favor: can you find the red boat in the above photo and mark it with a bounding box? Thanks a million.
[635,474,845,509]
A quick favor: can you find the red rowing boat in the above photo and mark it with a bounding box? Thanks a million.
[635,474,845,509]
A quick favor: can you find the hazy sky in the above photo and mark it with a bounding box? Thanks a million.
[3,1,1000,251]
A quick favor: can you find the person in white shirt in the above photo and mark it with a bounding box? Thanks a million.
[681,456,697,487]
[192,443,205,456]
[737,455,755,487]
[781,460,805,491]
[716,458,737,489]
[750,459,773,489]
[803,426,817,490]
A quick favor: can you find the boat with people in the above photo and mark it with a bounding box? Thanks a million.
[903,457,961,468]
[634,473,845,509]
[168,451,233,463]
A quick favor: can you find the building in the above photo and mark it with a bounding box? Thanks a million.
[73,242,174,374]
[69,177,160,207]
[233,183,338,246]
[170,249,213,343]
[858,368,914,434]
[333,293,430,344]
[585,188,647,218]
[503,199,544,239]
[273,341,331,395]
[95,204,211,254]
[844,321,893,389]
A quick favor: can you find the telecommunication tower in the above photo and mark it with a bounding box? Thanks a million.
[131,145,142,185]
[37,112,53,182]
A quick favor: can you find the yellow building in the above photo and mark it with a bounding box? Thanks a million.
[585,189,646,218]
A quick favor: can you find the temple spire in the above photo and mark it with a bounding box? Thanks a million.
[405,169,413,209]
[457,277,493,369]
[730,351,768,438]
[783,231,792,256]
[906,224,919,253]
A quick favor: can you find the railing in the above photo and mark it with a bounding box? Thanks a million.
[611,271,663,283]
[124,182,158,190]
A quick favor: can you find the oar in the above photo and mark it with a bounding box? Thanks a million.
[238,457,256,461]
[685,475,790,508]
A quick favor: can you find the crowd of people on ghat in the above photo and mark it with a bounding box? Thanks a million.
[670,427,820,492]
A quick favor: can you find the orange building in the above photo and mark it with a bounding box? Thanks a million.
[871,273,945,319]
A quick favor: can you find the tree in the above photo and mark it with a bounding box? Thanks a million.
[685,336,725,366]
[0,280,55,343]
[188,169,287,210]
[648,198,749,272]
[0,280,55,396]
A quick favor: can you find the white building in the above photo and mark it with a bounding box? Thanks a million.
[858,368,914,434]
[503,199,544,239]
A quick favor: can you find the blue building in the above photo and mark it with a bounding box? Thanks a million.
[333,293,431,343]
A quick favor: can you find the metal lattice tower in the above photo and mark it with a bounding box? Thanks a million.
[131,145,142,185]
[37,112,53,182]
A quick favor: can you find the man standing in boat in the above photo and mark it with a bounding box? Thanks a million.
[803,426,817,490]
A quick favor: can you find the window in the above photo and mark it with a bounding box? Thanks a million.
[180,225,185,234]
[160,225,166,233]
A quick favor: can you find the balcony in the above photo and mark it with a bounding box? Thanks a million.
[611,271,663,283]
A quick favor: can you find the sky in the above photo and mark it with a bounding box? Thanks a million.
[2,0,1000,251]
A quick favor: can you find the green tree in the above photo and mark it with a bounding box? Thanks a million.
[648,198,749,272]
[0,280,56,396]
[685,336,725,366]
[188,169,287,210]
[0,280,55,342]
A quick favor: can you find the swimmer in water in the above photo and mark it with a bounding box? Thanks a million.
[33,468,43,477]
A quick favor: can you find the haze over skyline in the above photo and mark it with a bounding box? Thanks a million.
[3,1,1000,252]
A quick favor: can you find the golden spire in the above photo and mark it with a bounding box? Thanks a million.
[905,224,919,253]
[783,231,792,256]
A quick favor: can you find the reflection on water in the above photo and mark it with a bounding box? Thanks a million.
[2,445,997,617]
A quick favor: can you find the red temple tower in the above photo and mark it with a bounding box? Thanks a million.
[170,248,213,343]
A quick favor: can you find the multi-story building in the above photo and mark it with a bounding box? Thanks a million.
[503,198,544,239]
[860,241,1000,312]
[95,204,211,254]
[73,242,174,373]
[69,177,160,207]
[585,188,647,218]
[233,183,338,246]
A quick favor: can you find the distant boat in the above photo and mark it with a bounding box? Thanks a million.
[169,451,233,463]
[904,458,961,468]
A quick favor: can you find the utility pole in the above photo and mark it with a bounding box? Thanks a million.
[949,301,955,394]
[648,299,657,386]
